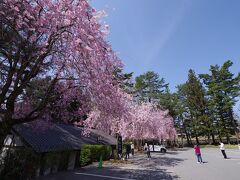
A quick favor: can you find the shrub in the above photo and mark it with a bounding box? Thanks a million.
[102,145,112,160]
[80,145,111,166]
[80,148,91,166]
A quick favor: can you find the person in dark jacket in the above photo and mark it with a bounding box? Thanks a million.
[147,145,151,160]
[126,144,131,159]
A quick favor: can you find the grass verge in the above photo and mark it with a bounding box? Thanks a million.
[200,144,239,149]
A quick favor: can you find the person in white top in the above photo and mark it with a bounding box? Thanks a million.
[131,142,134,157]
[219,142,227,159]
[144,143,148,152]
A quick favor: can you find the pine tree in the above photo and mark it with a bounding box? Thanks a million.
[158,88,178,118]
[200,60,240,143]
[176,83,193,145]
[185,69,208,144]
[134,71,168,103]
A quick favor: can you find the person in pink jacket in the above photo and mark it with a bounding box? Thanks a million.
[194,144,203,163]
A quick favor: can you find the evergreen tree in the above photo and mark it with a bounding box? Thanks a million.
[113,68,134,93]
[134,71,168,103]
[200,60,240,143]
[176,83,193,145]
[185,69,209,144]
[158,88,185,121]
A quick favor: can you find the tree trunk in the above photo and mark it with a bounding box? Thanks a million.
[137,140,141,151]
[180,131,184,147]
[189,135,193,145]
[226,135,230,144]
[138,139,143,151]
[193,126,199,145]
[211,133,216,144]
[195,135,199,145]
[186,133,191,146]
[183,126,191,146]
[219,135,222,143]
[207,134,211,144]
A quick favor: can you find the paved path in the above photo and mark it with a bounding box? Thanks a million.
[37,148,240,180]
[169,148,240,180]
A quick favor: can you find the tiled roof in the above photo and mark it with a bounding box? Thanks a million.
[12,122,117,153]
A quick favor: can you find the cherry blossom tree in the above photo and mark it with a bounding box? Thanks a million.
[118,103,176,140]
[0,0,176,150]
[85,100,176,141]
[0,0,122,148]
[84,89,132,134]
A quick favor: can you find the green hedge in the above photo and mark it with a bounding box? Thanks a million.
[80,148,91,166]
[80,145,111,166]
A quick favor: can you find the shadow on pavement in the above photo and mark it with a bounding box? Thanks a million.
[133,155,185,168]
[165,151,179,155]
[36,152,186,180]
[36,166,179,180]
[79,166,179,180]
[174,148,191,151]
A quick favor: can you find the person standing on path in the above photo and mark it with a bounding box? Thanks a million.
[126,144,131,159]
[131,142,134,157]
[144,143,148,151]
[147,145,151,160]
[219,142,227,159]
[194,144,203,163]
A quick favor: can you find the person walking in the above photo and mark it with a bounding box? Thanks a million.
[144,143,148,151]
[147,145,151,160]
[219,142,227,159]
[194,144,203,163]
[131,142,134,157]
[126,144,131,159]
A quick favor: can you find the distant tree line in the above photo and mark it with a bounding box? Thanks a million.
[129,60,240,145]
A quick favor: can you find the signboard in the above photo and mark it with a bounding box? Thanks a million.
[117,135,122,154]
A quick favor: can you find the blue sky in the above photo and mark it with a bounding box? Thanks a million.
[91,0,240,94]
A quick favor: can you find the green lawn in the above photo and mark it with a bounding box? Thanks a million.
[200,144,239,149]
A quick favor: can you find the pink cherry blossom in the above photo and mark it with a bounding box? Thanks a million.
[1,0,176,141]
